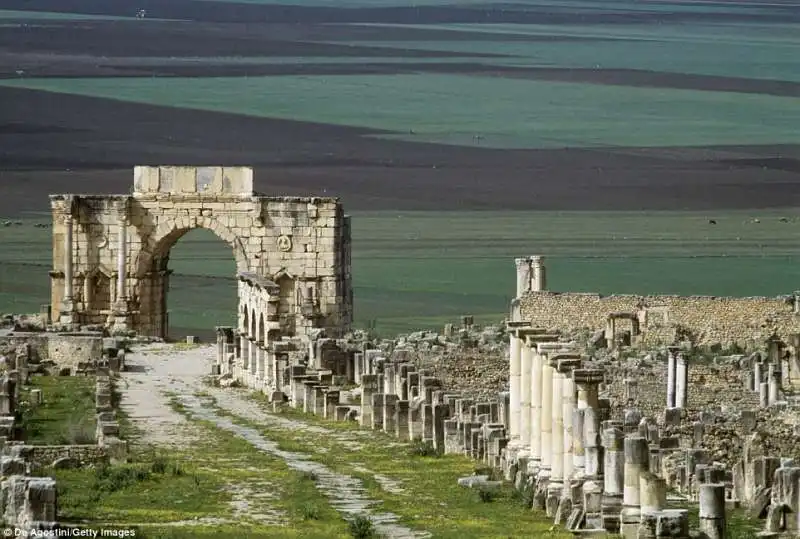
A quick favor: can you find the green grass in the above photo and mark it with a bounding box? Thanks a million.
[21,375,97,445]
[208,391,571,539]
[54,399,352,537]
[2,210,800,337]
[3,75,799,149]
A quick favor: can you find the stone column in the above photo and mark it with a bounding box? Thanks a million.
[753,361,763,391]
[768,364,781,405]
[640,471,667,513]
[520,340,532,452]
[540,358,554,472]
[562,371,576,481]
[759,382,769,408]
[602,427,625,533]
[573,407,586,478]
[666,348,677,409]
[583,407,601,477]
[255,345,265,381]
[675,353,688,409]
[509,330,522,442]
[240,335,249,374]
[59,214,76,325]
[621,436,649,539]
[575,369,603,478]
[601,427,624,533]
[116,217,127,302]
[575,369,602,410]
[515,257,531,297]
[698,483,726,539]
[531,255,546,292]
[63,215,74,302]
[547,363,565,516]
[530,347,543,465]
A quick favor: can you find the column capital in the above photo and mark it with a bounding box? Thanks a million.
[573,369,604,385]
[555,357,582,373]
[507,320,532,331]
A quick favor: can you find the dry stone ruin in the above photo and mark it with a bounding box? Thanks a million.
[215,254,800,538]
[2,165,800,536]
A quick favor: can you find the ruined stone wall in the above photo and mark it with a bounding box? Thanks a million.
[10,444,107,472]
[519,292,799,346]
[47,334,103,369]
[0,334,48,362]
[604,360,759,420]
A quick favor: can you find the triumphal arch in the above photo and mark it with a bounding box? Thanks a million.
[49,166,353,349]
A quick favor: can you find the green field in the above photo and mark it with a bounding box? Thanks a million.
[3,74,799,149]
[2,210,799,338]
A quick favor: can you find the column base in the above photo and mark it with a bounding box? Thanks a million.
[532,469,551,510]
[601,494,623,533]
[58,299,78,329]
[582,479,604,530]
[546,481,564,518]
[108,299,131,335]
[620,506,641,539]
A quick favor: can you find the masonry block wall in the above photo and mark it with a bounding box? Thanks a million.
[519,292,800,346]
[49,166,352,339]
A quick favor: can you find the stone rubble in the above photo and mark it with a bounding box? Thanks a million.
[209,254,800,538]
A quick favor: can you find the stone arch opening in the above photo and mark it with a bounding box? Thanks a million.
[136,224,240,341]
[241,303,249,335]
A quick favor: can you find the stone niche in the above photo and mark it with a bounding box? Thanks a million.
[133,166,254,196]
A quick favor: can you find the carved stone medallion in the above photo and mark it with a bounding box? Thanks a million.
[277,235,292,252]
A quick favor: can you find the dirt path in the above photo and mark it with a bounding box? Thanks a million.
[119,343,430,538]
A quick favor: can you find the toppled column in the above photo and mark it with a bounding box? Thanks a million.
[698,483,726,539]
[620,436,649,539]
[601,427,624,533]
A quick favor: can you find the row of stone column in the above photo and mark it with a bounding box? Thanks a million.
[665,347,688,410]
[750,359,783,408]
[214,326,287,393]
